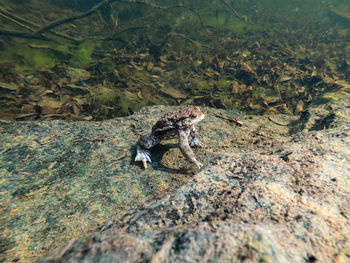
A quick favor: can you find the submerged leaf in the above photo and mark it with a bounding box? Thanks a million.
[0,82,18,91]
[160,87,187,99]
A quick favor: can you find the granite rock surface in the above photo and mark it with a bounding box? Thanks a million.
[1,99,349,262]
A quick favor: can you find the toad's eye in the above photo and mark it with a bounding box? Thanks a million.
[190,114,197,119]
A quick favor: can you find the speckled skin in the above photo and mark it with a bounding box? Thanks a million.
[135,106,205,168]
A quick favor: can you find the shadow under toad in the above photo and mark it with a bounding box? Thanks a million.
[130,143,199,175]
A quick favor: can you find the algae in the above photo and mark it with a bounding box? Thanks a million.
[0,43,55,71]
[204,13,262,34]
[0,41,74,73]
[70,42,96,67]
[190,78,210,92]
[93,85,119,106]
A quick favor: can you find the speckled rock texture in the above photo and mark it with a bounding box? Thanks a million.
[1,99,349,262]
[1,103,276,262]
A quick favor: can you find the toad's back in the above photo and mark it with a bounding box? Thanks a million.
[152,106,202,133]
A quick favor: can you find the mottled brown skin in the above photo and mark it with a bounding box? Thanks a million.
[135,106,205,169]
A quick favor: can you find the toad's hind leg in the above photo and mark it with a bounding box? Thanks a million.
[135,134,160,168]
[178,129,202,169]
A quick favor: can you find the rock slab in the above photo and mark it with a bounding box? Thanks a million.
[34,99,350,263]
[0,99,350,262]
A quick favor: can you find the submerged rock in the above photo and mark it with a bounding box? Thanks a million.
[1,99,349,262]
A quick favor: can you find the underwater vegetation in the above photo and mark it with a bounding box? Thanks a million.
[69,41,96,67]
[0,0,349,121]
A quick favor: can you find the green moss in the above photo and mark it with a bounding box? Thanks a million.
[115,91,147,116]
[0,41,76,72]
[215,78,230,91]
[92,86,148,117]
[93,86,119,106]
[191,78,208,91]
[54,44,71,56]
[30,49,57,68]
[8,45,57,71]
[204,14,263,34]
[252,86,265,101]
[70,42,95,67]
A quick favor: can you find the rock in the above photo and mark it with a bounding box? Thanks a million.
[0,105,243,262]
[1,99,349,262]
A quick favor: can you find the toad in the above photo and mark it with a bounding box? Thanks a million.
[135,106,205,169]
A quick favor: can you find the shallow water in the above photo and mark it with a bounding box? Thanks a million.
[0,0,349,120]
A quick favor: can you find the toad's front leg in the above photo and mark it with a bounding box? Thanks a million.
[178,129,202,169]
[189,126,203,147]
[135,134,160,168]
